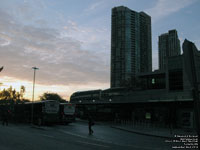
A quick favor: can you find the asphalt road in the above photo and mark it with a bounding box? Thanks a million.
[0,121,172,150]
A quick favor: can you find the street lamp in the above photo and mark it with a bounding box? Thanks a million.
[0,66,4,91]
[31,67,39,125]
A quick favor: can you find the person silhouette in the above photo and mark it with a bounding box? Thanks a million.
[2,110,8,126]
[88,115,94,135]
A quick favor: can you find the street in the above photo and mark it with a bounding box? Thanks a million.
[0,121,172,150]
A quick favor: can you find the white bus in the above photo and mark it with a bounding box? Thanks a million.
[59,103,76,124]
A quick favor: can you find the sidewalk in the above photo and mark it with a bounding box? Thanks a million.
[111,124,197,139]
[76,118,197,138]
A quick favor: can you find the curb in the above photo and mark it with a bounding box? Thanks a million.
[111,126,173,139]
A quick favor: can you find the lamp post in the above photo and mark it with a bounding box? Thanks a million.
[31,67,39,125]
[0,66,4,91]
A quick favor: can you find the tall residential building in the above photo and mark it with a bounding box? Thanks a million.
[158,29,181,70]
[111,6,152,88]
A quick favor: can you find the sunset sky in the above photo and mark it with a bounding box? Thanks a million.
[0,0,200,100]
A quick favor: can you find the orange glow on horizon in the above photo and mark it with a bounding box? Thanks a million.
[0,76,71,100]
[0,76,109,101]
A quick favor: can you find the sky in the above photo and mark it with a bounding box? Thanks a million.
[0,0,200,100]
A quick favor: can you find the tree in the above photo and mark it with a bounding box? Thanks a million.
[0,89,10,100]
[0,85,28,103]
[20,85,25,100]
[40,92,66,102]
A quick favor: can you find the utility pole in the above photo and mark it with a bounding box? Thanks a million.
[0,66,4,91]
[31,67,39,125]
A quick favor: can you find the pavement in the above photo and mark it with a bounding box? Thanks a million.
[76,118,197,139]
[2,121,171,150]
[26,118,197,140]
[110,124,197,139]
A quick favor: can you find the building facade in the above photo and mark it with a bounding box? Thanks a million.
[159,29,181,70]
[70,40,200,129]
[111,6,152,88]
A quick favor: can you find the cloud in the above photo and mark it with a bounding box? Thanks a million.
[62,19,110,54]
[0,9,110,91]
[146,0,197,23]
[0,33,11,46]
[84,1,104,13]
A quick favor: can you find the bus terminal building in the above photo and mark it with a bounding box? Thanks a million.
[70,40,200,130]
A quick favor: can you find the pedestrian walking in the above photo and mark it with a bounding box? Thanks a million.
[88,115,94,135]
[2,110,8,126]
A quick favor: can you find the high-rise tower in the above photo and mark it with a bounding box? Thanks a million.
[111,6,152,88]
[158,29,181,70]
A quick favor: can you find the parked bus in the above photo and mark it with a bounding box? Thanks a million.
[15,100,60,125]
[59,103,76,124]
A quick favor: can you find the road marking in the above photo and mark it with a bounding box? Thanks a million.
[76,140,109,148]
[40,134,55,139]
[58,130,162,150]
[59,130,87,139]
